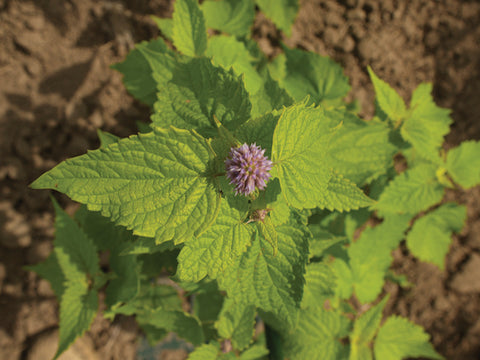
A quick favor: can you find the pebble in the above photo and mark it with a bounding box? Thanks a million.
[450,253,480,294]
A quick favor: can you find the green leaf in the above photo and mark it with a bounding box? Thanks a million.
[332,258,354,300]
[262,178,291,226]
[105,248,140,307]
[177,198,255,282]
[219,218,309,328]
[406,203,466,269]
[367,67,407,123]
[111,38,172,106]
[271,103,337,209]
[349,296,388,360]
[307,227,347,259]
[216,298,256,350]
[284,307,350,360]
[301,262,336,309]
[188,343,220,360]
[281,47,350,104]
[256,216,278,255]
[401,83,452,161]
[32,127,221,245]
[374,316,443,360]
[96,129,120,148]
[151,16,173,40]
[235,112,279,159]
[375,165,444,216]
[255,0,299,36]
[202,0,255,36]
[446,140,480,189]
[326,111,396,185]
[239,345,269,360]
[348,214,410,303]
[152,58,251,137]
[27,252,65,299]
[172,0,207,56]
[54,283,98,359]
[206,35,264,95]
[141,309,205,346]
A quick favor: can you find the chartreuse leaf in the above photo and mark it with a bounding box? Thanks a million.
[271,103,336,208]
[111,38,173,106]
[401,83,452,162]
[96,129,119,148]
[239,345,269,360]
[374,316,443,360]
[367,67,407,123]
[446,140,480,189]
[281,47,350,104]
[235,112,279,159]
[152,58,251,137]
[206,35,263,95]
[349,296,388,360]
[255,0,299,36]
[172,0,207,56]
[375,165,444,216]
[31,127,221,245]
[216,298,256,350]
[284,307,351,360]
[151,16,173,40]
[326,110,396,185]
[256,216,278,254]
[176,197,255,282]
[307,227,347,259]
[188,342,220,359]
[406,203,466,269]
[301,262,336,309]
[218,217,309,328]
[201,0,255,36]
[348,214,410,303]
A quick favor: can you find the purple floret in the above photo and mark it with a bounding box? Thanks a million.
[225,143,273,196]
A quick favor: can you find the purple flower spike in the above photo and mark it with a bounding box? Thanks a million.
[225,143,273,196]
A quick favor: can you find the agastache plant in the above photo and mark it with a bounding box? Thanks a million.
[225,143,272,196]
[28,0,480,359]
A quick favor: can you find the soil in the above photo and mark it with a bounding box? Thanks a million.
[0,0,479,359]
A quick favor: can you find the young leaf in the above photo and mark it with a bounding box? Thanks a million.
[375,165,444,216]
[281,47,350,104]
[374,316,443,360]
[301,262,336,309]
[218,218,309,328]
[151,16,173,40]
[96,129,120,148]
[349,296,388,360]
[172,0,207,57]
[31,127,221,245]
[401,83,452,162]
[201,0,255,37]
[188,342,220,360]
[446,140,480,189]
[284,307,351,360]
[367,67,407,123]
[235,112,280,159]
[105,248,140,307]
[256,216,278,254]
[239,345,269,360]
[216,298,256,350]
[152,58,251,137]
[406,203,466,269]
[255,0,299,36]
[176,198,255,282]
[111,38,172,106]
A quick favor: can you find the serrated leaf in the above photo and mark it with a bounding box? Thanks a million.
[307,227,347,259]
[202,0,255,36]
[406,203,466,269]
[96,129,120,148]
[54,284,98,359]
[105,248,140,307]
[327,110,396,185]
[367,67,406,123]
[375,165,444,216]
[281,47,350,104]
[235,112,279,159]
[206,35,263,95]
[401,83,452,161]
[151,16,173,40]
[239,344,269,360]
[111,38,173,106]
[172,0,207,56]
[332,258,354,300]
[219,219,309,328]
[216,298,256,350]
[256,217,278,254]
[152,58,251,137]
[271,103,338,209]
[120,237,176,255]
[349,214,410,303]
[374,316,443,360]
[188,343,220,360]
[301,262,336,309]
[27,252,65,299]
[32,127,221,245]
[177,198,255,282]
[263,178,291,226]
[446,140,480,189]
[284,307,351,360]
[255,0,299,36]
[349,296,388,360]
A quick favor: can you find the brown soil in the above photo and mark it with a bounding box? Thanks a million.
[0,0,479,359]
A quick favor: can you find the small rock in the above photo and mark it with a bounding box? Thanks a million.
[342,35,356,52]
[450,253,480,294]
